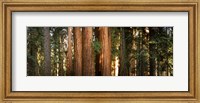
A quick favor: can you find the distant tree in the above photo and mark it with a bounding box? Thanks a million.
[27,28,38,76]
[149,27,157,76]
[57,28,66,76]
[119,28,129,76]
[129,28,137,76]
[43,27,51,76]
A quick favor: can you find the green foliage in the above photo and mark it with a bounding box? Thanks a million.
[92,39,101,55]
[111,28,120,60]
[109,27,173,76]
[27,27,45,76]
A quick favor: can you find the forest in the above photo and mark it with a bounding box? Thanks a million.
[27,27,173,76]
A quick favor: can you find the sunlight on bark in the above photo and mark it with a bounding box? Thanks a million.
[115,56,119,76]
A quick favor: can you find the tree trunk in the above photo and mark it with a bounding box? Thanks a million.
[98,27,111,76]
[108,28,112,75]
[74,27,82,76]
[119,28,128,76]
[130,28,137,76]
[140,28,145,76]
[82,27,95,76]
[149,27,157,76]
[44,27,51,76]
[27,44,37,76]
[66,27,73,76]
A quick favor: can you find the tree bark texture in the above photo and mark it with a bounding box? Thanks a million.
[66,27,73,76]
[99,27,111,76]
[44,27,51,76]
[74,27,83,76]
[82,27,95,76]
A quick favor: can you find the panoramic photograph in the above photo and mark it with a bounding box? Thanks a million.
[27,27,173,76]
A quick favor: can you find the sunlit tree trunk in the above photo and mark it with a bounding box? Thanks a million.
[44,27,51,76]
[99,27,111,76]
[143,27,150,76]
[136,29,143,76]
[66,27,73,76]
[74,27,82,76]
[130,28,137,76]
[82,27,95,76]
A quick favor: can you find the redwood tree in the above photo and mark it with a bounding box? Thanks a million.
[119,28,128,76]
[98,27,111,76]
[82,27,95,76]
[66,27,73,76]
[74,27,82,76]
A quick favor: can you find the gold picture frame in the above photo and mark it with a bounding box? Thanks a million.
[0,0,199,102]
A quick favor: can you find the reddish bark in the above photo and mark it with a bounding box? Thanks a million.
[82,27,95,76]
[74,27,83,76]
[99,27,111,76]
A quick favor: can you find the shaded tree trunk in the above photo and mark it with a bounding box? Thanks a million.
[119,28,128,76]
[74,27,82,76]
[66,27,73,76]
[98,27,111,76]
[130,28,137,76]
[149,27,157,76]
[82,27,95,76]
[108,28,112,75]
[44,27,51,76]
[27,44,37,76]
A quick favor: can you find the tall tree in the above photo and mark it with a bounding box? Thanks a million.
[136,28,143,76]
[27,28,37,76]
[58,29,65,76]
[149,27,157,76]
[82,27,95,76]
[119,28,128,76]
[74,27,82,76]
[52,28,61,76]
[142,27,150,76]
[138,28,149,76]
[131,28,137,76]
[98,27,111,76]
[44,27,51,76]
[110,28,120,76]
[108,28,112,75]
[66,27,73,76]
